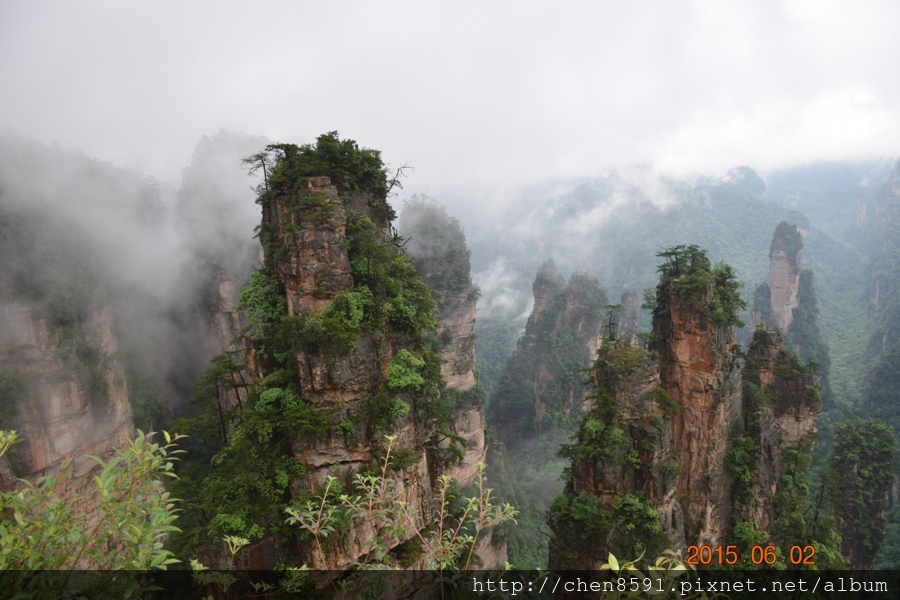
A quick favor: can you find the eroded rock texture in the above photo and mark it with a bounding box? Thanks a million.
[0,299,134,536]
[768,223,803,332]
[654,279,743,547]
[551,260,825,571]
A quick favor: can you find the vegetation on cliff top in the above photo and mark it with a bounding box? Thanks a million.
[246,131,389,198]
[771,220,804,270]
[654,244,747,327]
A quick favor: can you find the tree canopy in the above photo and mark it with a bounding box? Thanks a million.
[251,131,389,197]
[654,244,747,327]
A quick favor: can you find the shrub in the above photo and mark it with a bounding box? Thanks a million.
[387,349,426,391]
[0,430,183,571]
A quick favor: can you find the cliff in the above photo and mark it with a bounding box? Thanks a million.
[0,155,137,562]
[488,261,606,444]
[0,300,133,493]
[547,339,672,569]
[174,134,509,573]
[0,295,135,568]
[752,221,830,381]
[249,172,437,570]
[398,197,487,485]
[767,221,803,332]
[738,327,821,535]
[653,276,744,547]
[548,245,845,570]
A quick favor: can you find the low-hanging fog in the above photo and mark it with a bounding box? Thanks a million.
[0,131,268,416]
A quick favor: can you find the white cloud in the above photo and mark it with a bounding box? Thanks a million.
[1,0,898,194]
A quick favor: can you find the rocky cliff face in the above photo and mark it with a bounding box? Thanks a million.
[254,175,437,570]
[767,222,803,332]
[398,198,486,485]
[653,279,743,547]
[751,221,831,401]
[548,339,673,569]
[739,327,821,533]
[0,298,134,520]
[550,246,828,569]
[170,137,515,575]
[488,261,606,444]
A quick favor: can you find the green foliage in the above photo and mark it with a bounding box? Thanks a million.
[398,195,476,294]
[387,447,419,471]
[771,435,844,568]
[624,449,642,470]
[0,430,183,571]
[335,418,356,438]
[264,132,389,197]
[239,267,286,333]
[170,364,325,554]
[345,213,437,338]
[487,267,608,441]
[640,286,657,311]
[396,536,423,568]
[594,342,650,384]
[547,492,612,541]
[654,244,747,327]
[731,520,769,551]
[653,386,678,416]
[244,386,330,445]
[285,438,517,569]
[548,491,667,559]
[862,341,900,426]
[485,428,570,569]
[440,384,486,412]
[567,419,626,463]
[826,417,897,565]
[659,459,681,478]
[615,492,660,537]
[582,418,606,444]
[293,287,377,354]
[874,503,900,568]
[238,267,288,361]
[387,349,426,391]
[727,435,760,502]
[364,393,412,433]
[772,220,803,270]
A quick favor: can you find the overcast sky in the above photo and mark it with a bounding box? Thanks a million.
[2,0,899,195]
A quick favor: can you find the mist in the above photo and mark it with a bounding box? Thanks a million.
[0,131,267,419]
